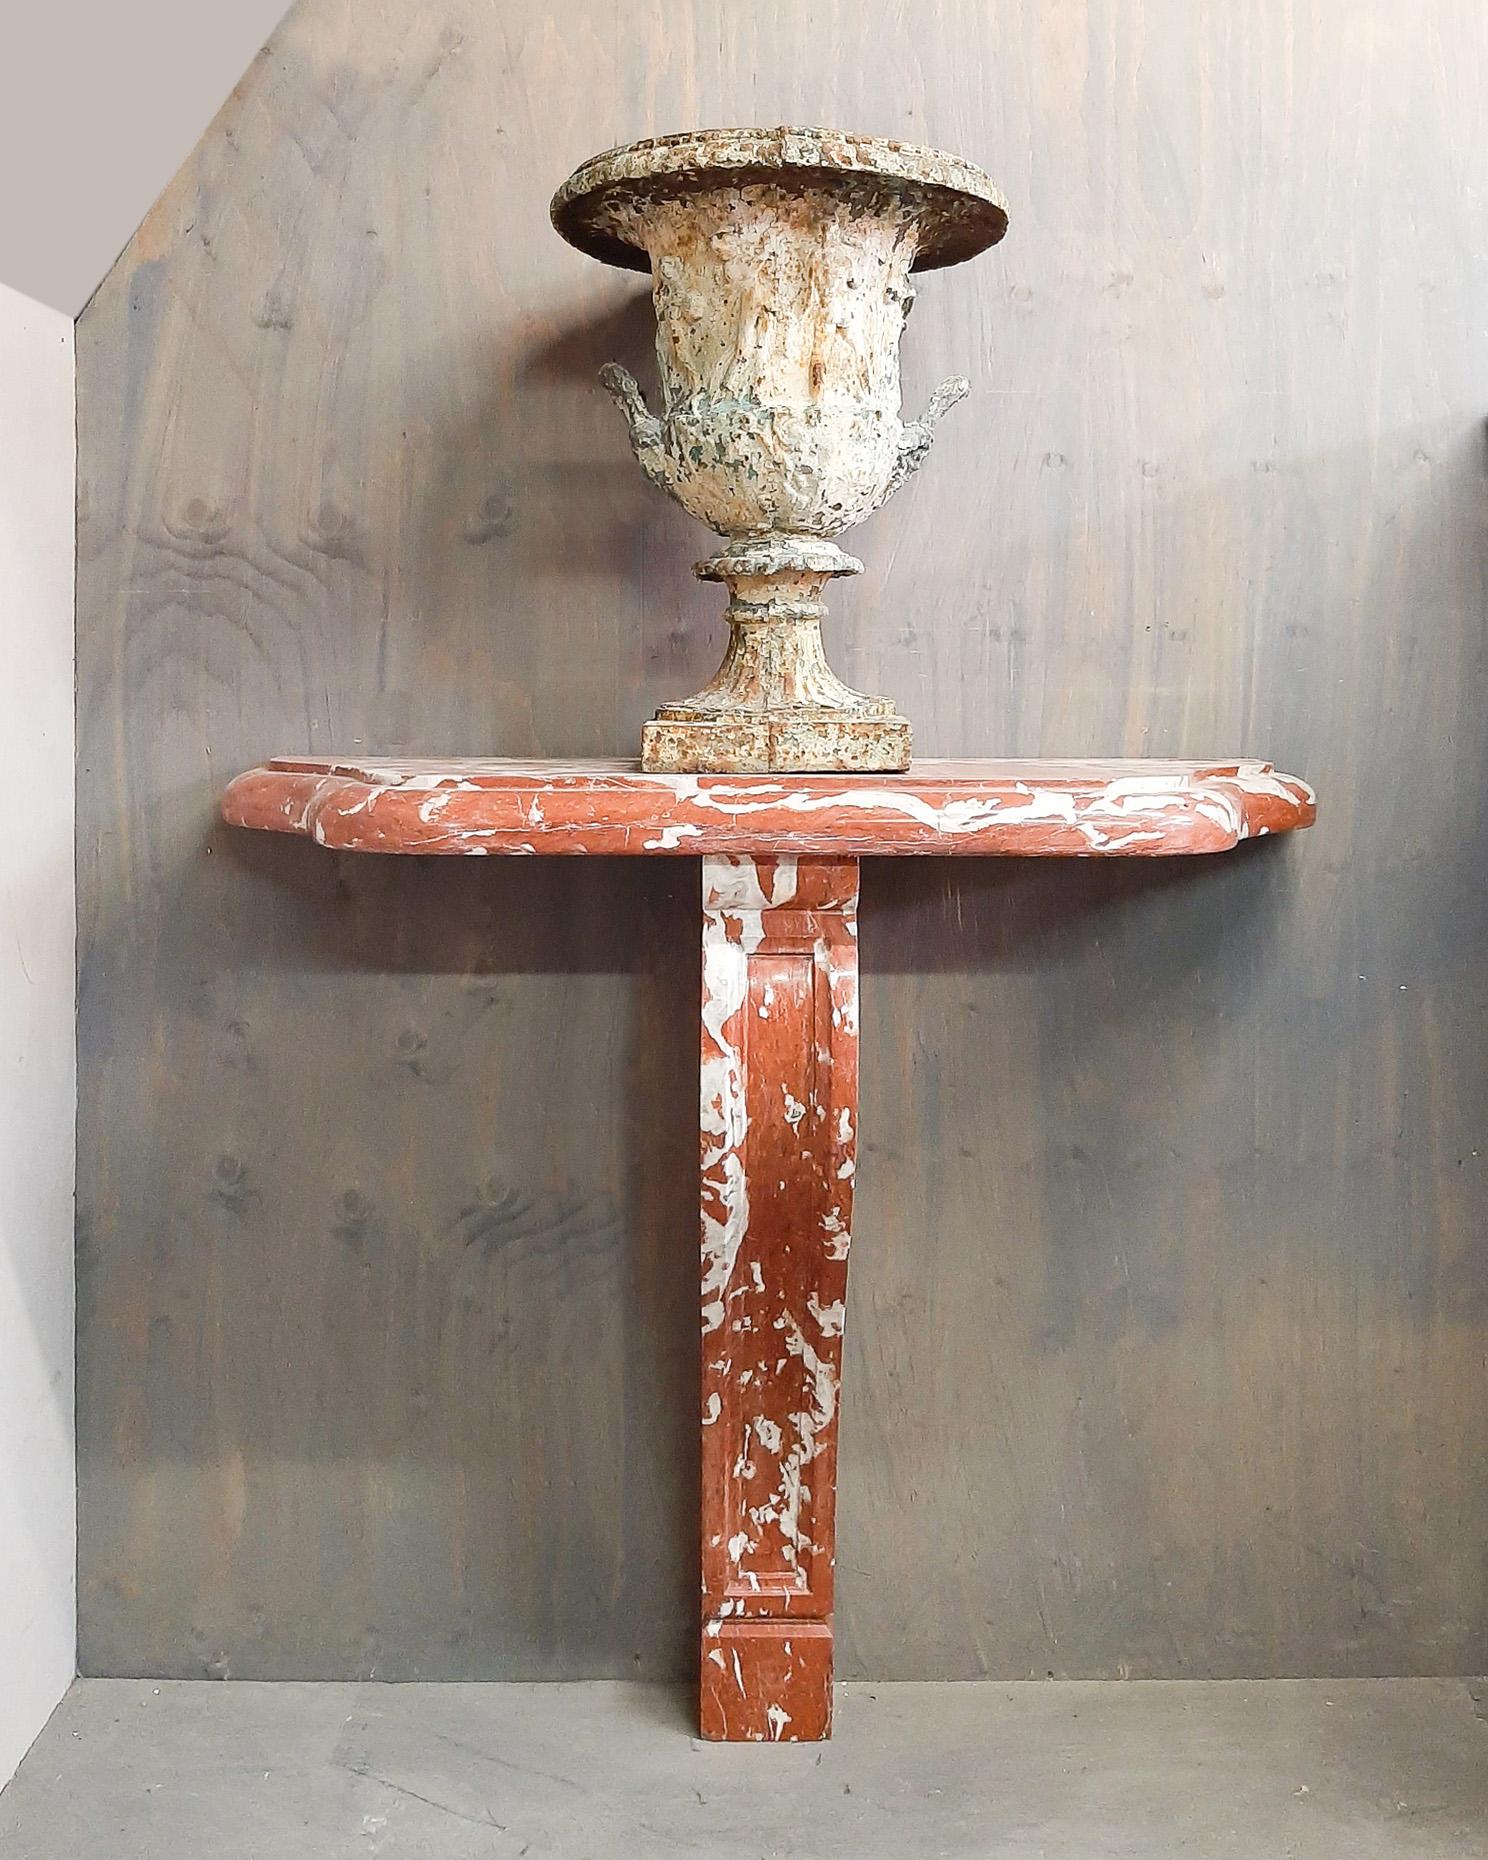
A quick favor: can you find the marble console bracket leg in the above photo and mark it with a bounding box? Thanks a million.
[699,854,858,1742]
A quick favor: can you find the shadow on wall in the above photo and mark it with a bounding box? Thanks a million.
[379,287,719,761]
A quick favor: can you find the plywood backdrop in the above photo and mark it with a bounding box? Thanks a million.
[77,0,1488,1680]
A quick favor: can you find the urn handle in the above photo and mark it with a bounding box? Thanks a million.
[887,375,971,498]
[599,363,674,496]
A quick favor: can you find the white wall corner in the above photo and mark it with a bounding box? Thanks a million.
[0,280,77,1790]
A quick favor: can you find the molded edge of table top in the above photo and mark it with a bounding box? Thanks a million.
[221,757,1316,857]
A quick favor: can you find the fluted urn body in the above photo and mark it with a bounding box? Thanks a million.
[552,129,1006,772]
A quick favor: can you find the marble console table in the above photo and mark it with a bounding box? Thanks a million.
[223,755,1315,1741]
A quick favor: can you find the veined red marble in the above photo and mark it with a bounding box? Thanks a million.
[222,756,1315,858]
[699,856,857,1741]
[221,752,1314,1742]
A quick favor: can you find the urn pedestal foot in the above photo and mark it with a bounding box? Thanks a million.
[643,536,911,773]
[699,854,858,1742]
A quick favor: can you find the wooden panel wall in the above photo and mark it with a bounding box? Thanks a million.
[77,0,1488,1680]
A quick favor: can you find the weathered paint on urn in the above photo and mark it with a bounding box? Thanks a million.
[553,128,1007,772]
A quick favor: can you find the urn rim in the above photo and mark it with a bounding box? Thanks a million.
[551,126,1007,275]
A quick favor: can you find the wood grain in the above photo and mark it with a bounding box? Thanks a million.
[78,0,1488,1681]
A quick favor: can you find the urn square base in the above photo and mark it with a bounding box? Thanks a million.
[641,713,912,774]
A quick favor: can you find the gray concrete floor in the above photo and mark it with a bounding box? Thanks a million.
[2,1678,1486,1857]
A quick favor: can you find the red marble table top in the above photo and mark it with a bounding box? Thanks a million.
[222,756,1316,858]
